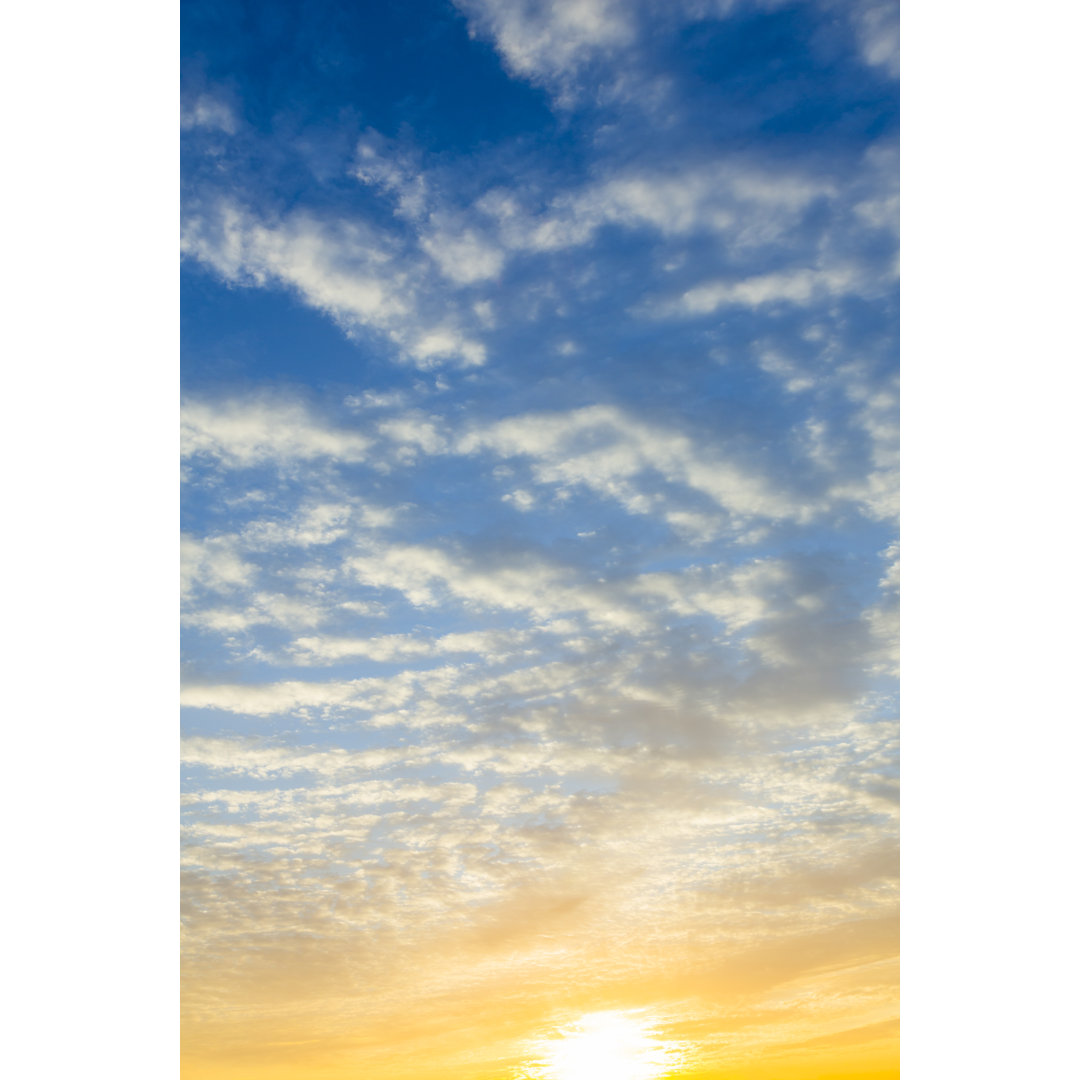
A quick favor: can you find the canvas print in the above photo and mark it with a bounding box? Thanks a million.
[181,2,899,1077]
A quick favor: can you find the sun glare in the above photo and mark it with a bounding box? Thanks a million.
[523,1011,685,1080]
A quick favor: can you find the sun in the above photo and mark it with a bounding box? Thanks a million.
[523,1010,685,1080]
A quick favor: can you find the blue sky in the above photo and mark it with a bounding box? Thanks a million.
[180,2,899,1075]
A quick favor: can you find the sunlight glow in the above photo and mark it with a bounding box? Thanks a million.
[523,1011,686,1080]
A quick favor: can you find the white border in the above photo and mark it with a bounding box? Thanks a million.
[904,0,1078,1074]
[3,2,178,1076]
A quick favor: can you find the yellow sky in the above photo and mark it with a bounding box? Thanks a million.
[182,864,898,1078]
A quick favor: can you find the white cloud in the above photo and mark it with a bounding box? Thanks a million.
[632,558,797,631]
[860,541,899,677]
[421,224,505,285]
[459,404,813,524]
[410,328,487,368]
[180,666,462,719]
[757,349,815,393]
[181,396,371,468]
[180,735,415,778]
[502,488,537,511]
[453,0,636,102]
[673,266,860,315]
[344,389,410,411]
[852,142,900,234]
[664,509,723,544]
[347,541,650,631]
[825,376,899,522]
[180,535,255,600]
[180,498,405,639]
[477,160,835,256]
[181,678,362,716]
[378,414,451,457]
[180,94,237,134]
[854,0,899,77]
[879,541,899,592]
[181,200,405,321]
[183,591,330,634]
[353,132,429,220]
[289,628,535,666]
[181,199,488,369]
[239,503,357,548]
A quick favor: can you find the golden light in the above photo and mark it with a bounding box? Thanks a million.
[522,1010,686,1080]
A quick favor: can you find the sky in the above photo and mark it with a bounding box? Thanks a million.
[180,2,899,1077]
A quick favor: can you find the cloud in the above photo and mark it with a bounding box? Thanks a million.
[459,404,816,525]
[289,628,536,666]
[182,591,331,635]
[853,0,900,77]
[181,678,367,716]
[756,347,816,393]
[347,540,651,631]
[821,373,899,522]
[353,131,429,220]
[180,93,238,134]
[181,200,404,319]
[453,0,636,103]
[181,396,372,469]
[179,498,399,640]
[453,0,895,117]
[631,558,803,630]
[181,537,885,752]
[502,488,537,511]
[180,534,255,602]
[477,158,836,256]
[410,328,487,368]
[238,502,372,548]
[862,542,899,677]
[181,199,488,369]
[420,223,506,285]
[181,735,419,778]
[668,266,863,315]
[180,95,237,135]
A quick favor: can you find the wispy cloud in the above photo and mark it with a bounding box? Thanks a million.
[181,201,488,369]
[181,396,372,468]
